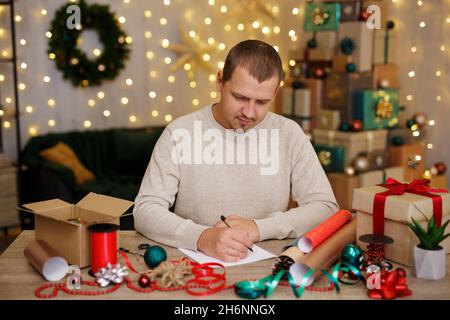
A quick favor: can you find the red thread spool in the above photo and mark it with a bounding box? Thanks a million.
[88,223,119,276]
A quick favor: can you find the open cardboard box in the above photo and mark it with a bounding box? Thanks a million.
[20,193,134,268]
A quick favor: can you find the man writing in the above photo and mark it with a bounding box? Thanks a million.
[134,39,338,262]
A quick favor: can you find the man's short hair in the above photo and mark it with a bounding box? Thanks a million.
[222,39,283,86]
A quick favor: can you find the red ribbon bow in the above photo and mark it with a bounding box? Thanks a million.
[367,268,412,299]
[373,178,448,236]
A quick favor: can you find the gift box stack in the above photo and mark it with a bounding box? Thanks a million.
[276,0,447,210]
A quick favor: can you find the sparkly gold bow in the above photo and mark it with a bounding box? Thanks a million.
[375,100,393,119]
[319,150,332,166]
[312,7,330,26]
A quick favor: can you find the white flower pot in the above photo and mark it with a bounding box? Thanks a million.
[412,245,446,280]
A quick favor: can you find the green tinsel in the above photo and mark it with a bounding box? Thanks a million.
[47,0,130,87]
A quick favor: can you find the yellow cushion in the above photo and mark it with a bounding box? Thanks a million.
[39,142,96,186]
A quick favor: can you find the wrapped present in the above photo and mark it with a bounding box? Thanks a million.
[373,29,397,64]
[313,128,387,166]
[332,55,352,72]
[304,2,341,32]
[317,109,340,130]
[338,21,373,72]
[387,126,426,146]
[339,0,362,22]
[328,166,404,209]
[388,141,425,182]
[303,31,337,50]
[353,178,450,266]
[325,72,373,122]
[281,86,311,118]
[373,64,399,89]
[314,144,345,173]
[308,48,334,61]
[368,149,389,170]
[354,89,400,130]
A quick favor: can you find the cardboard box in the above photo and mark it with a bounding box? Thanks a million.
[328,173,359,209]
[373,64,399,89]
[325,71,373,122]
[388,141,426,182]
[387,127,426,146]
[317,109,341,130]
[308,48,334,61]
[353,185,450,266]
[427,174,448,190]
[21,193,134,267]
[313,128,388,166]
[338,21,374,72]
[332,55,352,72]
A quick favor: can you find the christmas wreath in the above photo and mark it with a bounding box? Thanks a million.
[47,0,130,87]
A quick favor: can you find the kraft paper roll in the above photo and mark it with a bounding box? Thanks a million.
[298,209,353,253]
[24,239,69,282]
[290,219,357,286]
[279,246,306,263]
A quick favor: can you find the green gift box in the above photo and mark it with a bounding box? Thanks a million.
[304,2,341,32]
[354,89,400,130]
[314,144,345,173]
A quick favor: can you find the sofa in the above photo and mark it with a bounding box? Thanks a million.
[19,126,165,230]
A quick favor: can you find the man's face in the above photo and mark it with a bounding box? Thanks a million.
[215,66,279,130]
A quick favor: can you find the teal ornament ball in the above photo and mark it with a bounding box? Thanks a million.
[340,37,356,55]
[406,119,416,129]
[387,20,395,30]
[307,38,317,49]
[392,136,405,146]
[144,245,167,269]
[341,244,364,269]
[339,122,351,132]
[346,63,356,73]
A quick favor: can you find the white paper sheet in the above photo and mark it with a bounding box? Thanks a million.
[178,245,276,267]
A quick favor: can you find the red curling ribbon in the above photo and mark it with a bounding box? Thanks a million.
[88,224,119,274]
[367,268,412,299]
[119,250,139,274]
[373,178,448,236]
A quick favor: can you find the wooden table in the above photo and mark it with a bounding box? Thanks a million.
[0,231,449,300]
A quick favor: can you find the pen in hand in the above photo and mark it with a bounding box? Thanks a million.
[220,215,254,252]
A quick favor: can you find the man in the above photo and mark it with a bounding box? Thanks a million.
[134,40,338,262]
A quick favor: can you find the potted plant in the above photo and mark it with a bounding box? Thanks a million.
[408,216,450,280]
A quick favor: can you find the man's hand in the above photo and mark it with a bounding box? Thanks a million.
[214,214,260,243]
[197,227,254,262]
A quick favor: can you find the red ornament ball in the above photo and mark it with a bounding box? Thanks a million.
[314,68,325,79]
[138,274,151,288]
[350,120,363,132]
[435,162,447,175]
[359,11,370,21]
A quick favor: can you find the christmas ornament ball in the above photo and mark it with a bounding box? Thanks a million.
[307,38,317,49]
[144,245,167,269]
[435,162,447,175]
[392,136,404,146]
[430,166,438,176]
[314,68,325,79]
[350,120,363,132]
[339,122,351,132]
[406,119,416,129]
[344,166,356,176]
[412,112,428,128]
[359,11,370,21]
[352,155,370,173]
[387,20,395,30]
[138,274,151,288]
[346,63,356,73]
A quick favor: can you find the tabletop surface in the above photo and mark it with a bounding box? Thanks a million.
[0,231,449,300]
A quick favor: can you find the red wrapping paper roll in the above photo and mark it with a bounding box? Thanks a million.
[88,223,119,275]
[298,209,353,253]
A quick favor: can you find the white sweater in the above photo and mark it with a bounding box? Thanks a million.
[133,105,338,250]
